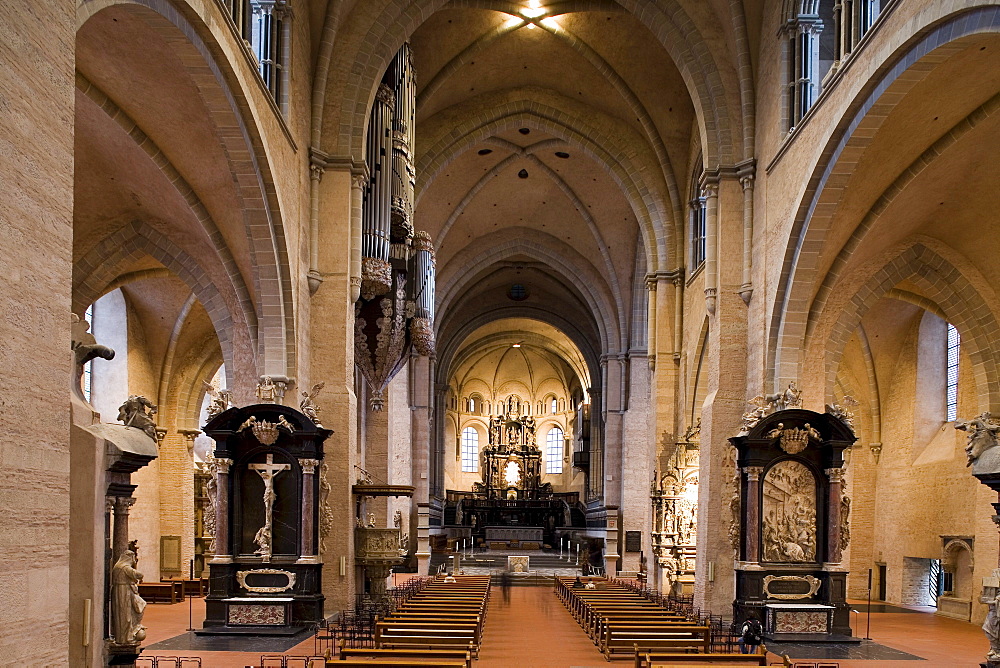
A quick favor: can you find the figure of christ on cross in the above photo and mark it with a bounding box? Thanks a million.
[249,454,291,562]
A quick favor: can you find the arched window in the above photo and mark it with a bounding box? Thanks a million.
[82,304,94,403]
[461,427,479,473]
[783,1,882,131]
[551,398,558,415]
[546,427,564,474]
[688,156,706,270]
[946,323,960,422]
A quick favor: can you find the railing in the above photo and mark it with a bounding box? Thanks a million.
[321,576,433,657]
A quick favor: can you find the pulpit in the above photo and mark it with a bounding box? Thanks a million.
[730,408,856,640]
[198,403,330,635]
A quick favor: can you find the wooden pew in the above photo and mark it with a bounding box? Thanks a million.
[337,640,473,668]
[137,582,178,603]
[332,660,466,667]
[634,650,767,668]
[601,624,710,659]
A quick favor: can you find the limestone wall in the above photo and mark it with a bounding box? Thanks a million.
[0,1,76,663]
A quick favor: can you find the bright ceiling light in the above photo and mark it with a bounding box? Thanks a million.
[512,343,521,348]
[521,5,545,19]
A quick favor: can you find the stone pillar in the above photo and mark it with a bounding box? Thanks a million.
[702,182,719,314]
[605,507,620,575]
[312,162,361,612]
[738,171,754,302]
[744,467,763,563]
[694,175,749,614]
[416,503,432,576]
[211,458,232,563]
[300,459,320,563]
[112,497,136,563]
[826,467,845,564]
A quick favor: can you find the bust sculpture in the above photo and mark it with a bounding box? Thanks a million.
[111,544,147,645]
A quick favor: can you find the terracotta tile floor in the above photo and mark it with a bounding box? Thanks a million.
[136,590,988,668]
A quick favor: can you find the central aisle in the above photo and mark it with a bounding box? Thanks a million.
[476,583,607,668]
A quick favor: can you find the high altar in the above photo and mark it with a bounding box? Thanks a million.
[730,407,856,640]
[199,402,331,635]
[473,398,550,500]
[446,396,578,546]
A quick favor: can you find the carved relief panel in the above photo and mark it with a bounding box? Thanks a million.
[762,460,817,563]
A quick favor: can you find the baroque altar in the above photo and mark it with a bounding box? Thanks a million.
[729,407,856,640]
[473,397,550,500]
[199,403,330,635]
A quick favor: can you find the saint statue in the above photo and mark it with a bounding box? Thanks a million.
[984,590,1000,661]
[111,543,147,645]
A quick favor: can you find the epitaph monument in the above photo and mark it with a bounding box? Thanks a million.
[730,408,856,640]
[199,402,330,635]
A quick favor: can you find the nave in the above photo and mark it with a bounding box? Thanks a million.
[135,575,985,668]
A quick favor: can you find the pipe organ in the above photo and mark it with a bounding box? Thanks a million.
[355,43,436,410]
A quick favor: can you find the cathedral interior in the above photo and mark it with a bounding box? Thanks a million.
[5,0,1000,665]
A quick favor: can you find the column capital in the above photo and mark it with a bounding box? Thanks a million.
[824,467,845,483]
[744,466,764,482]
[216,457,233,474]
[301,458,320,474]
[113,496,136,514]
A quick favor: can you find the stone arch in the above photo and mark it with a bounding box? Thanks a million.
[942,538,974,573]
[436,229,620,354]
[769,6,1000,390]
[436,308,602,397]
[418,92,672,271]
[818,243,1000,410]
[77,0,296,377]
[313,0,745,198]
[72,221,250,388]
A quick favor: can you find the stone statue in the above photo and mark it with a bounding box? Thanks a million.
[71,313,115,367]
[256,375,278,403]
[955,412,1000,466]
[760,381,803,413]
[984,590,1000,662]
[741,396,769,432]
[111,543,147,645]
[782,382,803,409]
[826,395,859,431]
[202,380,231,418]
[117,395,158,441]
[299,382,325,426]
[367,512,377,528]
[393,509,402,528]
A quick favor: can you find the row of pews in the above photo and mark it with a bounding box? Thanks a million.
[555,576,767,666]
[330,574,490,667]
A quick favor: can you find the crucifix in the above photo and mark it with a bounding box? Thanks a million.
[249,454,291,562]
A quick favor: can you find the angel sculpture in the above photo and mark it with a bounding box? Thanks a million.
[300,382,325,426]
[202,380,232,418]
[741,396,769,433]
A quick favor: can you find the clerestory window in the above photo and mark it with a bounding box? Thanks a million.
[946,323,960,422]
